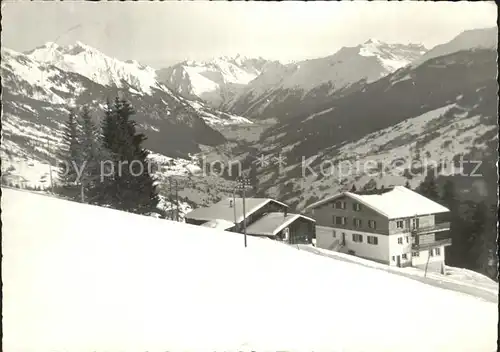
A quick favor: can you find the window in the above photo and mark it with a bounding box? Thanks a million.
[429,249,434,257]
[334,216,346,225]
[397,237,403,244]
[353,218,362,228]
[392,256,396,262]
[402,254,408,260]
[332,230,336,238]
[412,218,420,229]
[396,220,404,229]
[368,220,377,229]
[406,236,410,243]
[352,233,363,243]
[412,251,420,257]
[353,203,362,211]
[367,235,378,245]
[334,201,346,209]
[435,248,441,256]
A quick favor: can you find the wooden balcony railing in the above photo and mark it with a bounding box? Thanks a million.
[411,222,451,234]
[412,237,452,250]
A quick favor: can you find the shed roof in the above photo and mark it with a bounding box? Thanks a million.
[246,212,315,237]
[200,219,236,231]
[185,198,288,224]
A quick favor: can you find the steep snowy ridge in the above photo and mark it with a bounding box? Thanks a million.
[157,55,272,107]
[224,39,426,120]
[412,27,497,67]
[26,42,162,95]
[359,39,426,71]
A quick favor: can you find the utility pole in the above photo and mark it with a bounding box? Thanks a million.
[175,179,179,222]
[47,139,54,194]
[168,177,174,220]
[232,188,237,230]
[80,182,85,203]
[237,177,252,248]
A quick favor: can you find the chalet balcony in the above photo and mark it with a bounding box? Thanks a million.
[411,237,452,250]
[410,222,451,234]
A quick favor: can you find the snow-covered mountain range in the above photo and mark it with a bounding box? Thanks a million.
[240,46,498,209]
[220,40,427,120]
[2,27,497,213]
[157,55,272,108]
[1,42,253,162]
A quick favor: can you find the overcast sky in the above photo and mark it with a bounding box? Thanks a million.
[1,1,496,68]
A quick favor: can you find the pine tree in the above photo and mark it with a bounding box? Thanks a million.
[57,110,80,186]
[362,179,377,191]
[101,98,159,213]
[468,201,492,273]
[439,180,461,266]
[404,180,411,189]
[350,184,357,192]
[440,180,458,213]
[78,105,108,203]
[417,168,439,202]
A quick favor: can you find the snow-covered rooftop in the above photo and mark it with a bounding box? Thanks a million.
[200,219,236,230]
[306,186,449,219]
[246,212,315,237]
[185,197,288,224]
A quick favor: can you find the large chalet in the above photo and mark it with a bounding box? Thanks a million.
[304,186,452,273]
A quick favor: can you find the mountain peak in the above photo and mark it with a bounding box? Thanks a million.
[73,41,95,50]
[364,38,383,45]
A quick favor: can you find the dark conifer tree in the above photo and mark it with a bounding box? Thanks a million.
[350,184,357,192]
[79,105,108,203]
[468,201,489,271]
[439,180,462,266]
[417,168,439,202]
[101,98,159,213]
[440,180,458,213]
[57,109,80,186]
[362,178,377,191]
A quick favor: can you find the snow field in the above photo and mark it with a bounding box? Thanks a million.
[2,188,498,352]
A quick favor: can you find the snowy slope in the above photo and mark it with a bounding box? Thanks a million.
[158,55,271,107]
[224,40,426,120]
[2,188,498,352]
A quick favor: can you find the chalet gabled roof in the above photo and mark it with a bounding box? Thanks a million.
[245,212,315,237]
[305,186,449,219]
[185,198,288,224]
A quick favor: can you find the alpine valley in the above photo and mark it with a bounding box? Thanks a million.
[1,27,498,214]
